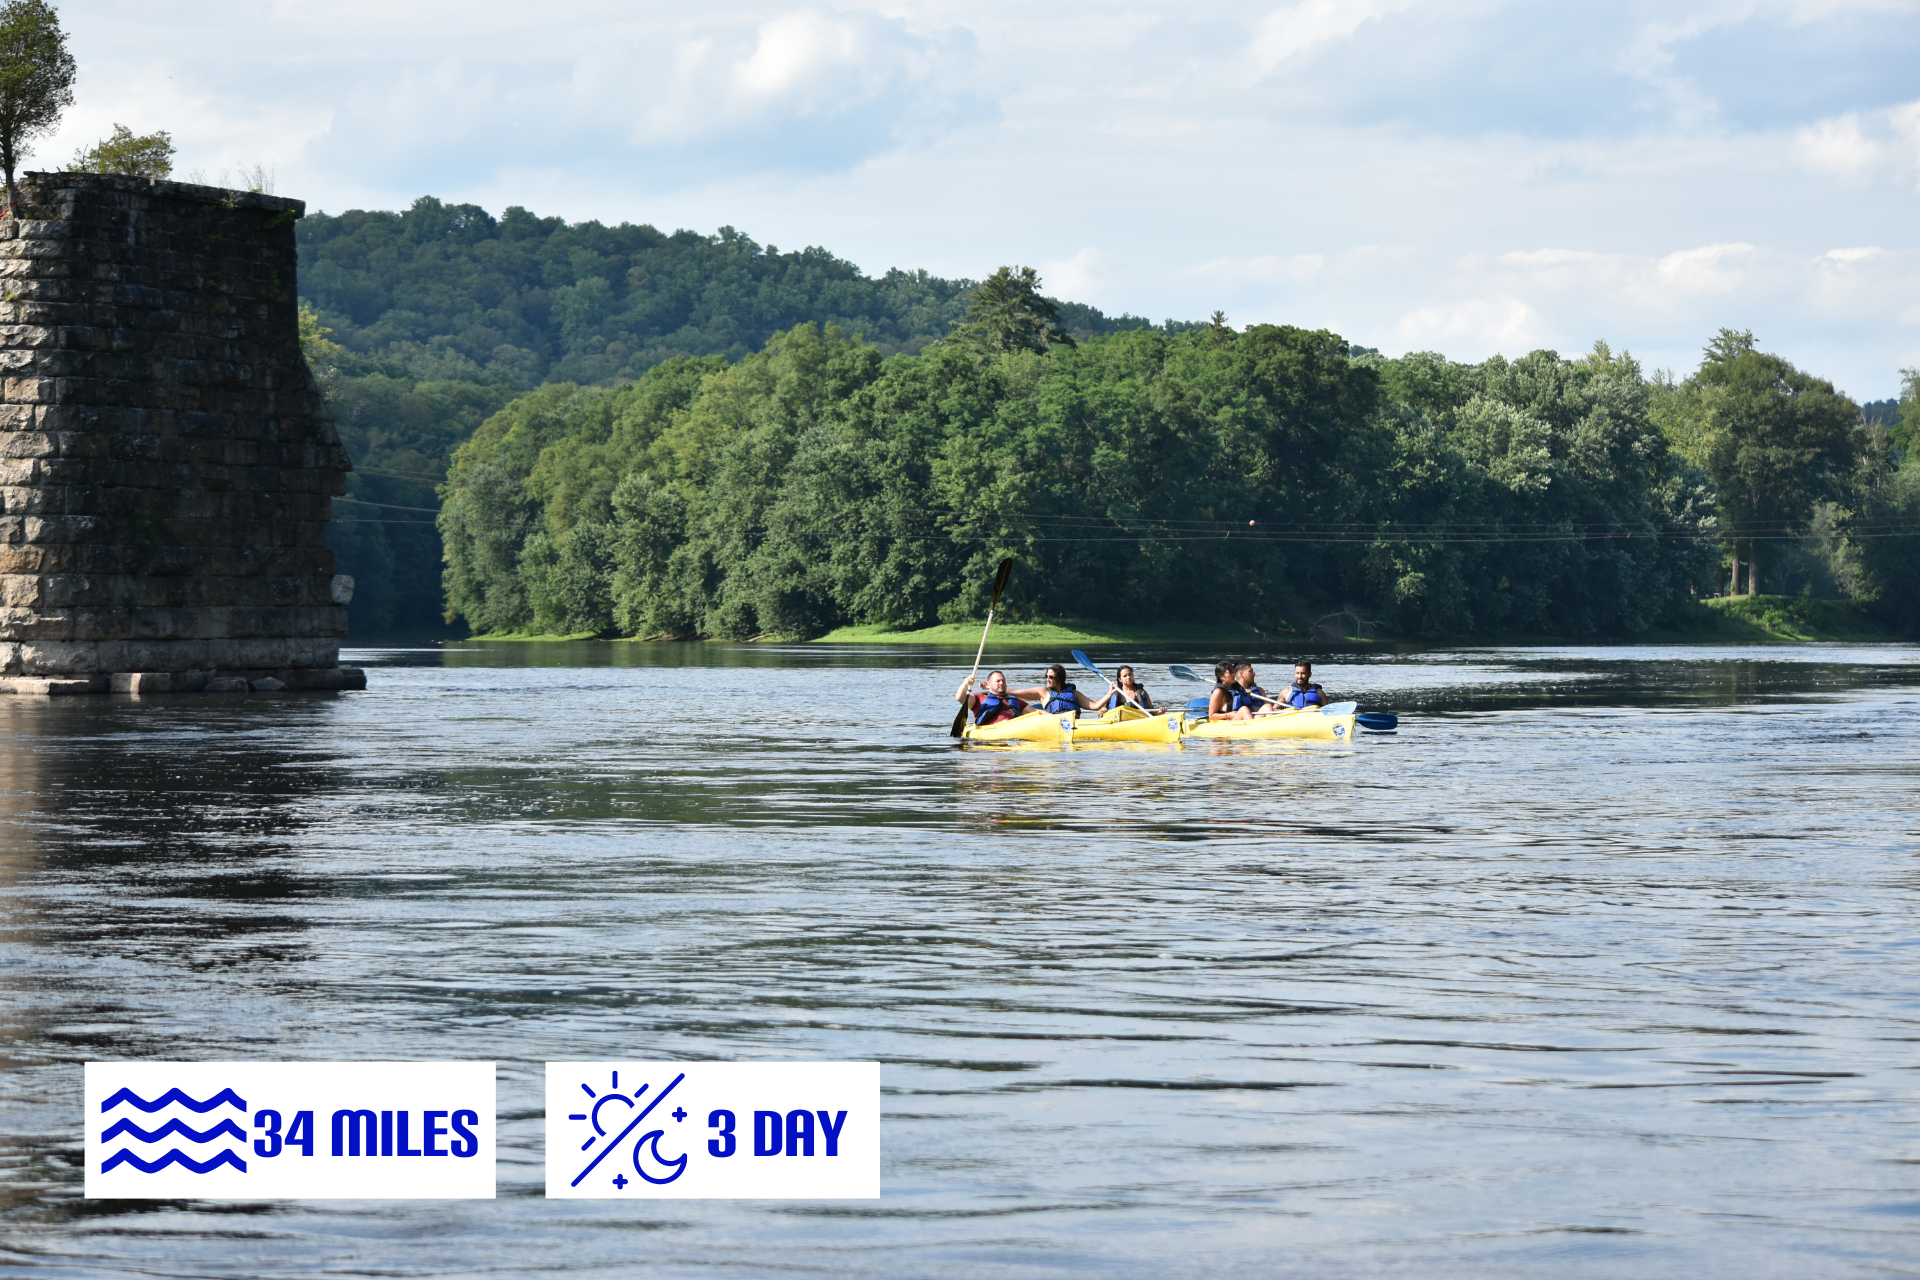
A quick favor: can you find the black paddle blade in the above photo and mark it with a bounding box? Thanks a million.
[990,557,1014,607]
[950,705,969,738]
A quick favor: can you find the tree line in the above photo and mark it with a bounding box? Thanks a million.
[437,273,1918,642]
[293,198,1184,633]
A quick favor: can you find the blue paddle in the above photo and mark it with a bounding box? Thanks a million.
[1357,712,1398,731]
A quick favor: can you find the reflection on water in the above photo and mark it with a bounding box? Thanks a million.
[1,643,1917,1278]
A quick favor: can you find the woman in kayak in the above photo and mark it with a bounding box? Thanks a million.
[1101,666,1154,712]
[955,670,1028,726]
[1206,661,1238,718]
[1011,663,1099,715]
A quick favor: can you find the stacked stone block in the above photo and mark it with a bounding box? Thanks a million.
[0,171,363,693]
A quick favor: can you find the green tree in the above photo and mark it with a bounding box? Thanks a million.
[0,0,74,212]
[69,123,173,178]
[1893,366,1917,461]
[1695,329,1859,595]
[956,266,1075,354]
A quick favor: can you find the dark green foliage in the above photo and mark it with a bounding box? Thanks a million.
[1841,424,1920,634]
[0,0,73,207]
[1693,329,1861,589]
[438,323,1719,640]
[955,266,1075,354]
[298,198,1160,634]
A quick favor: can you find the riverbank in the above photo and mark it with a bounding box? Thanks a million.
[454,596,1905,648]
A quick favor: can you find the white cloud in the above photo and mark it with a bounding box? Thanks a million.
[636,9,982,153]
[1394,295,1543,351]
[1040,247,1103,301]
[1652,242,1759,294]
[1190,253,1326,286]
[1792,112,1886,177]
[1249,0,1418,76]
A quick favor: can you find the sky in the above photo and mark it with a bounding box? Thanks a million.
[49,0,1920,398]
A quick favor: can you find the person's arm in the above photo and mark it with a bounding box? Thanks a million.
[955,678,975,705]
[1208,687,1230,716]
[1008,685,1047,703]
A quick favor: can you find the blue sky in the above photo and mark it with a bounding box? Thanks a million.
[53,0,1920,398]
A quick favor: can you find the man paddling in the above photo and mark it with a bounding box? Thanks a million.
[955,670,1026,726]
[1278,661,1330,709]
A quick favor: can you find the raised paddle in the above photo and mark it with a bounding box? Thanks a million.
[951,557,1017,738]
[1070,650,1152,715]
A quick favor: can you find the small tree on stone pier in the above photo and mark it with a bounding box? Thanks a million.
[0,0,75,214]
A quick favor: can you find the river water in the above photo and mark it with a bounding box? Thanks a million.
[1,642,1917,1278]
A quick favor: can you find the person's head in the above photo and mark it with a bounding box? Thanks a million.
[983,670,1007,694]
[1235,661,1257,688]
[1293,661,1313,686]
[1116,665,1136,687]
[1214,661,1234,684]
[1046,663,1068,688]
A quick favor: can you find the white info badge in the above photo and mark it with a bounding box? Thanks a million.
[546,1062,879,1199]
[85,1062,495,1199]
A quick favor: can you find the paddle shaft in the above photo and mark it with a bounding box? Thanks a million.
[951,558,1017,737]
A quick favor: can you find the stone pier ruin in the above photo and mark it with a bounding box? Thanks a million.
[0,172,363,694]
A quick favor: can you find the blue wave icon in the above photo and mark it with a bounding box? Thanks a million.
[102,1118,248,1144]
[100,1148,248,1175]
[100,1087,247,1114]
[98,1085,250,1176]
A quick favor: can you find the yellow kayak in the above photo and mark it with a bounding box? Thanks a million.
[960,704,1180,744]
[1179,707,1357,742]
[1073,705,1183,743]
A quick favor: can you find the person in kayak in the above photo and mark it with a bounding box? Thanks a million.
[955,670,1027,726]
[1206,661,1238,718]
[1022,663,1099,715]
[1223,662,1271,719]
[958,664,1096,720]
[1277,661,1329,708]
[1102,666,1154,712]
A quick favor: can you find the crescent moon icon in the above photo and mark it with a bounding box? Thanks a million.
[631,1129,688,1185]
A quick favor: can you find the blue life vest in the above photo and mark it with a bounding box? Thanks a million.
[1280,684,1325,708]
[1229,685,1266,714]
[1105,688,1147,710]
[974,693,1025,725]
[1043,683,1079,714]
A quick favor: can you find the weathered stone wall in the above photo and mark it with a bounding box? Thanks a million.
[0,172,362,694]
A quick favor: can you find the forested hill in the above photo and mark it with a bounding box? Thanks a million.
[297,197,1174,632]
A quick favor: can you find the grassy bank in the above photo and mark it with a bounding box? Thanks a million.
[1671,595,1903,642]
[812,618,1290,647]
